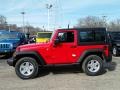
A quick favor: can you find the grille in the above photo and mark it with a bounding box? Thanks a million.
[0,43,11,49]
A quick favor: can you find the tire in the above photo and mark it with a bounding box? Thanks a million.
[15,57,39,79]
[112,46,118,56]
[82,55,103,76]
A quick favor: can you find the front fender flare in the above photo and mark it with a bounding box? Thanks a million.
[13,51,46,66]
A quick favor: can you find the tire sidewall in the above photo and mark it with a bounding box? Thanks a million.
[15,57,39,79]
[82,55,103,76]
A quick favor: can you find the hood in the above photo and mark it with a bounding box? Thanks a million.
[18,42,51,51]
[0,39,20,44]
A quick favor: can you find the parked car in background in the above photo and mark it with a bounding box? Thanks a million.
[36,32,52,43]
[0,30,26,57]
[27,35,36,44]
[108,31,120,56]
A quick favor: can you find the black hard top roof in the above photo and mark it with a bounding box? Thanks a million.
[58,28,106,31]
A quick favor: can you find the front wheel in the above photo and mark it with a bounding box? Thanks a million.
[15,57,39,79]
[82,55,103,76]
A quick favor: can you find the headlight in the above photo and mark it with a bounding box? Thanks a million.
[116,44,120,46]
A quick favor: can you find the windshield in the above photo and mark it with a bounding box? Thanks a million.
[37,33,52,38]
[0,33,18,39]
[111,32,120,40]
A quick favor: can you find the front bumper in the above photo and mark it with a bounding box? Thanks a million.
[7,58,14,66]
[0,49,15,55]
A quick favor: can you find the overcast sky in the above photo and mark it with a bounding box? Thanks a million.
[0,0,120,30]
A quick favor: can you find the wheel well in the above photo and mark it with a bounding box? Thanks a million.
[13,54,45,67]
[79,52,103,66]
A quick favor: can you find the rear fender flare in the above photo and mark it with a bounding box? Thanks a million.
[78,49,105,63]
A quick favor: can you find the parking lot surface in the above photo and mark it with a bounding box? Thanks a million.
[0,57,120,90]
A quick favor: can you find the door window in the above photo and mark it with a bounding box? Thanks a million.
[57,32,74,43]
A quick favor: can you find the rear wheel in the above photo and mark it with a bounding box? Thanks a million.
[15,57,39,79]
[82,55,103,76]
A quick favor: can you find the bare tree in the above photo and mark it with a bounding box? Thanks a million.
[108,19,120,31]
[24,25,44,35]
[0,15,7,24]
[0,15,7,30]
[75,16,106,28]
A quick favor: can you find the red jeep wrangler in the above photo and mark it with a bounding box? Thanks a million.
[7,28,112,79]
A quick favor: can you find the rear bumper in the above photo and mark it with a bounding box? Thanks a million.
[104,51,112,68]
[7,58,14,66]
[106,53,112,62]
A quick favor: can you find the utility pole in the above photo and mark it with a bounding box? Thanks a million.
[46,4,52,31]
[102,15,107,27]
[68,20,71,29]
[21,11,25,33]
[68,24,69,29]
[43,26,45,31]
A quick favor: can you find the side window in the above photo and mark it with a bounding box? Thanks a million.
[58,32,74,43]
[95,31,106,42]
[79,30,106,44]
[79,31,94,42]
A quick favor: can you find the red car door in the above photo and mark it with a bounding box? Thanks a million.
[50,31,78,64]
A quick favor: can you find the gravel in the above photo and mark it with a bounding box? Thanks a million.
[0,57,120,90]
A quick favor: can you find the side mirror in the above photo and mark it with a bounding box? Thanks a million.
[54,39,60,45]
